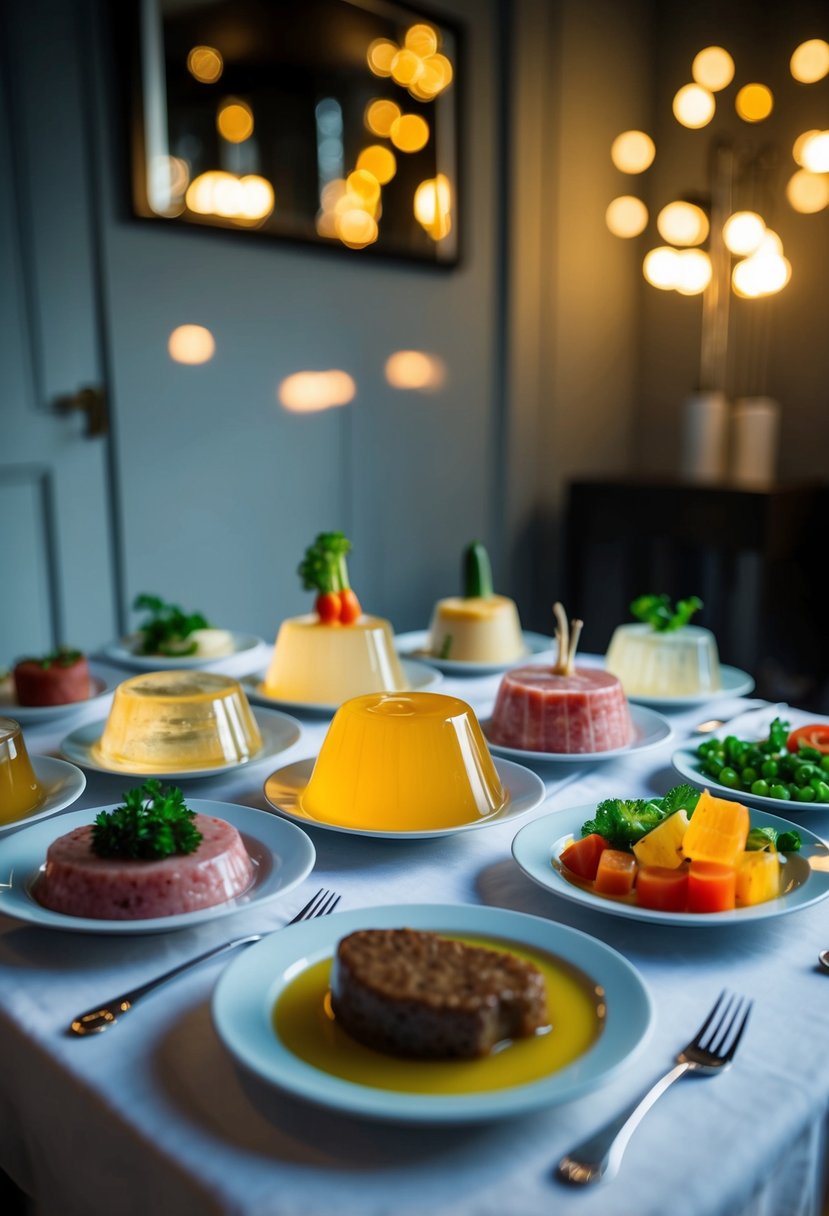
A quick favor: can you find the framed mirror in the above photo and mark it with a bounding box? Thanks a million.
[127,0,460,264]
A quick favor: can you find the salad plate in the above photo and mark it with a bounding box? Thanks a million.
[263,756,545,839]
[59,707,302,781]
[672,742,828,814]
[512,804,829,926]
[243,658,442,717]
[624,664,755,709]
[0,756,86,836]
[0,801,315,935]
[483,705,673,764]
[212,902,653,1124]
[100,631,266,671]
[0,671,115,723]
[393,630,555,676]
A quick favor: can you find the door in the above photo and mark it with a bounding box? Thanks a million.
[0,0,117,662]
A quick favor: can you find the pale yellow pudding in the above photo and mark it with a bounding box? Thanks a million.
[262,615,409,704]
[94,671,263,771]
[0,717,43,824]
[605,623,722,697]
[301,691,507,831]
[427,595,526,663]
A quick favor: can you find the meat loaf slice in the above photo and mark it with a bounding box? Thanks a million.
[331,928,548,1059]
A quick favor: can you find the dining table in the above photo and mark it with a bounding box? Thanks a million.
[1,642,828,1216]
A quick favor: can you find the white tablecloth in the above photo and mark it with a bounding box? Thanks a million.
[2,656,829,1216]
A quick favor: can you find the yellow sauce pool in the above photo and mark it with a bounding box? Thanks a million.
[273,934,604,1094]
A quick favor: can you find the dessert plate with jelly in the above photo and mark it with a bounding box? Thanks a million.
[623,664,755,709]
[0,670,116,724]
[59,707,302,781]
[243,659,442,716]
[394,630,555,676]
[512,805,829,926]
[212,902,654,1124]
[263,756,545,839]
[482,705,673,764]
[100,631,266,671]
[0,756,86,836]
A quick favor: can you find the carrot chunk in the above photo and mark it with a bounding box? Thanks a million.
[559,833,609,881]
[594,848,638,897]
[687,860,737,912]
[636,865,689,912]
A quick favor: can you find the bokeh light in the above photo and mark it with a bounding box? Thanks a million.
[800,131,829,172]
[605,195,648,238]
[278,371,356,412]
[217,99,254,142]
[643,247,680,290]
[611,130,655,173]
[675,248,712,295]
[404,24,439,57]
[732,252,791,297]
[692,46,735,91]
[793,130,821,165]
[656,201,709,246]
[365,99,401,137]
[735,83,773,123]
[390,48,424,86]
[786,169,829,213]
[336,209,379,248]
[722,211,766,255]
[168,325,215,364]
[673,83,716,128]
[790,39,829,84]
[187,46,223,84]
[414,174,451,240]
[356,145,397,185]
[390,113,430,153]
[385,351,446,391]
[185,171,274,222]
[367,39,397,77]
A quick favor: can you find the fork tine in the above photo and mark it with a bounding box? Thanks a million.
[708,994,743,1055]
[723,1000,753,1061]
[690,990,728,1048]
[313,891,341,918]
[286,888,325,925]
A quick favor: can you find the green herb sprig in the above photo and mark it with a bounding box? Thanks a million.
[16,646,83,670]
[91,780,203,860]
[630,594,702,633]
[132,594,210,656]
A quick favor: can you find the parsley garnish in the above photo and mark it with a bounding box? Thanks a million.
[16,646,83,670]
[630,594,702,633]
[91,780,203,860]
[132,594,210,656]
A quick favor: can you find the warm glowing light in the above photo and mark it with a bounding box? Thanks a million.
[411,53,454,99]
[692,46,734,91]
[722,211,766,255]
[643,246,680,290]
[168,325,215,364]
[732,252,791,297]
[186,170,227,214]
[793,130,821,166]
[413,174,451,240]
[610,130,655,173]
[346,169,381,209]
[790,39,829,84]
[757,229,784,256]
[217,99,254,142]
[786,169,829,213]
[675,248,712,295]
[315,210,338,238]
[356,145,397,185]
[605,195,648,238]
[187,46,223,84]
[405,24,439,57]
[367,39,397,77]
[672,83,715,128]
[237,175,275,221]
[365,98,401,137]
[336,209,379,248]
[185,170,274,222]
[656,201,709,246]
[320,178,346,210]
[391,48,424,86]
[735,83,773,122]
[385,350,446,391]
[149,155,190,208]
[800,131,829,172]
[278,371,356,412]
[390,113,430,153]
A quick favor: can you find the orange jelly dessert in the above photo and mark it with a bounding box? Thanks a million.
[0,717,43,824]
[262,615,409,704]
[301,691,507,831]
[94,672,262,772]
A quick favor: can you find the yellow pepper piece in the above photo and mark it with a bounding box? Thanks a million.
[681,789,749,867]
[633,810,690,870]
[736,850,780,906]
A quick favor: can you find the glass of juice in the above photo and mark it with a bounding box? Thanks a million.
[0,717,43,825]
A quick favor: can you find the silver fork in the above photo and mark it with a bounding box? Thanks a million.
[68,888,341,1036]
[557,991,752,1185]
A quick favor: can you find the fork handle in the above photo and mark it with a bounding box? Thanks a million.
[68,934,263,1036]
[557,1061,691,1185]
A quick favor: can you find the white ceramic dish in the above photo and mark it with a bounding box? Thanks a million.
[59,707,301,781]
[101,631,265,671]
[483,704,673,763]
[394,629,555,676]
[212,902,653,1124]
[0,756,86,836]
[512,804,829,926]
[263,756,546,839]
[671,742,828,813]
[624,664,755,709]
[243,658,442,716]
[0,801,316,935]
[0,671,115,723]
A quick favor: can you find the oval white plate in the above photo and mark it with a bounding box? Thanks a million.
[212,902,653,1124]
[0,671,115,723]
[243,658,442,716]
[0,801,315,935]
[394,630,555,676]
[672,743,829,813]
[624,665,755,709]
[100,631,265,671]
[483,704,673,763]
[263,756,545,839]
[0,756,86,836]
[59,707,302,781]
[512,804,829,926]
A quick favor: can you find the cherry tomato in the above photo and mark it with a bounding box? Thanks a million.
[315,591,342,624]
[787,724,829,755]
[338,588,362,624]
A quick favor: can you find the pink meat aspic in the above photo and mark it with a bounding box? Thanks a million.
[488,665,634,753]
[35,814,255,920]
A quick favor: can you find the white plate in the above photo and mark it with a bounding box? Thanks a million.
[0,671,115,723]
[212,902,653,1124]
[263,756,546,839]
[672,742,829,813]
[0,756,86,836]
[483,704,673,763]
[243,658,442,716]
[624,665,755,709]
[59,707,302,781]
[0,801,316,935]
[512,804,829,926]
[394,630,555,676]
[100,631,265,671]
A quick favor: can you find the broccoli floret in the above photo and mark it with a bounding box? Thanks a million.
[659,784,701,817]
[581,798,666,848]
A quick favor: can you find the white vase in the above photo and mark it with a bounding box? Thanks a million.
[731,397,780,487]
[680,391,729,482]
